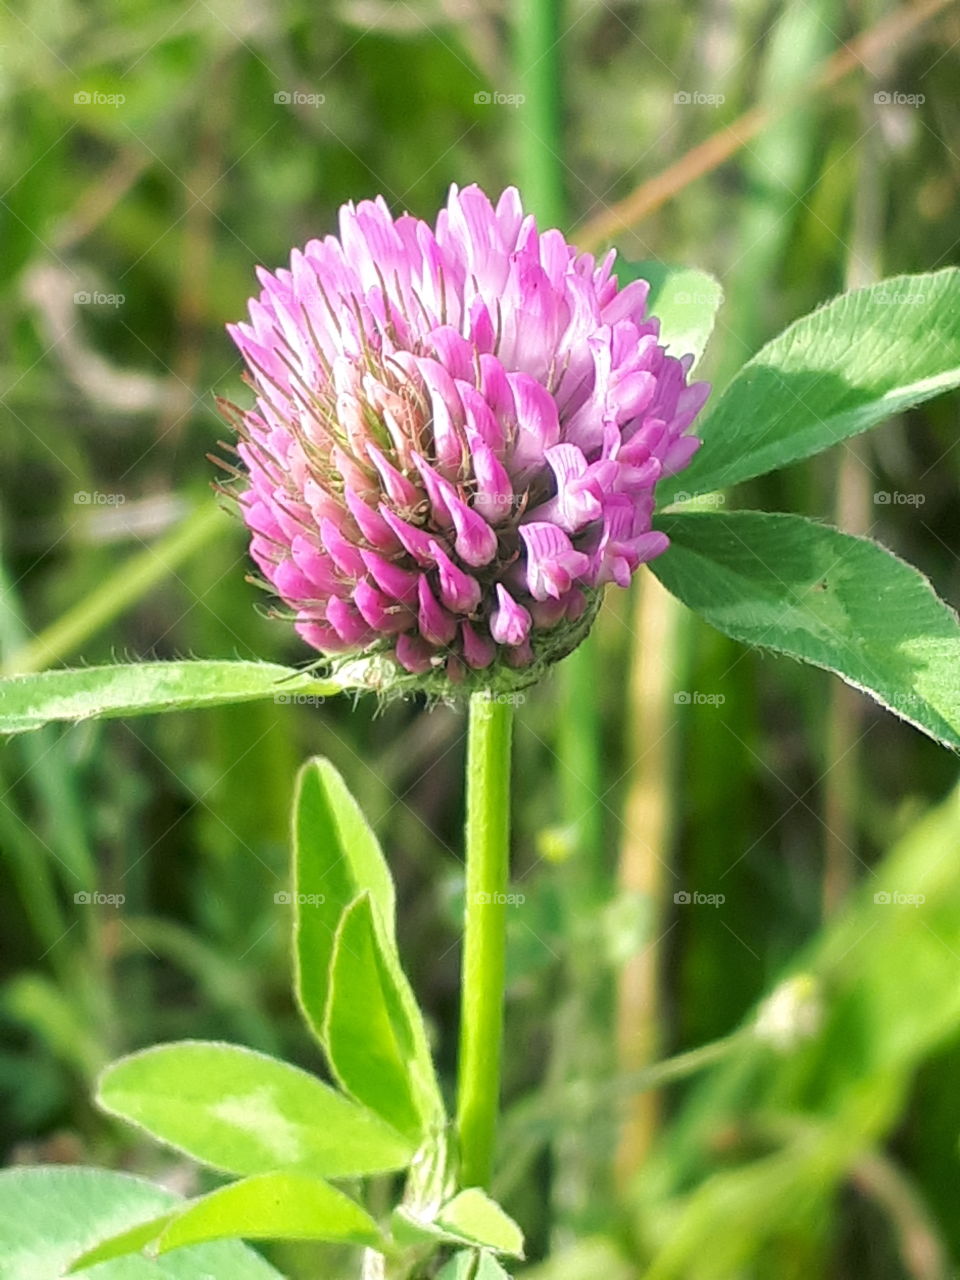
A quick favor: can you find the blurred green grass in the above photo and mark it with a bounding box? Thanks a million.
[1,1,959,1276]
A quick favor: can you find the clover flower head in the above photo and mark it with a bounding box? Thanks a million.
[222,184,709,691]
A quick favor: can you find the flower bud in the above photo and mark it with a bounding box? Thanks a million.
[221,184,710,693]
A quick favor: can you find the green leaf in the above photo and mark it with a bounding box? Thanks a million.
[436,1189,524,1257]
[0,660,350,735]
[70,1172,381,1268]
[437,1253,478,1280]
[293,757,396,1045]
[436,1252,514,1280]
[390,1206,451,1249]
[68,1214,176,1270]
[156,1172,381,1253]
[0,1165,281,1280]
[291,763,444,1140]
[476,1257,514,1280]
[614,260,723,367]
[391,1189,523,1256]
[97,1040,415,1179]
[658,268,960,503]
[651,511,960,751]
[325,893,443,1142]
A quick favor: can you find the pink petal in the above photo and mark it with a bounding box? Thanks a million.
[417,576,457,646]
[430,541,482,614]
[507,372,561,478]
[320,518,365,577]
[326,596,375,645]
[344,488,401,552]
[360,549,419,603]
[353,580,413,634]
[519,522,591,601]
[379,507,435,565]
[396,633,435,674]
[461,621,496,669]
[490,584,532,646]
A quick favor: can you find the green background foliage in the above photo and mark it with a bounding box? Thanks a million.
[1,0,959,1276]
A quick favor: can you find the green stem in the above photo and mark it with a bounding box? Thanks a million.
[515,0,565,226]
[456,691,514,1190]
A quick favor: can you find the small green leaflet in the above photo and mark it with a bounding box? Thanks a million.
[392,1188,524,1257]
[324,892,444,1142]
[97,1040,415,1179]
[293,757,397,1044]
[436,1188,524,1257]
[614,259,723,368]
[436,1251,514,1280]
[0,660,347,735]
